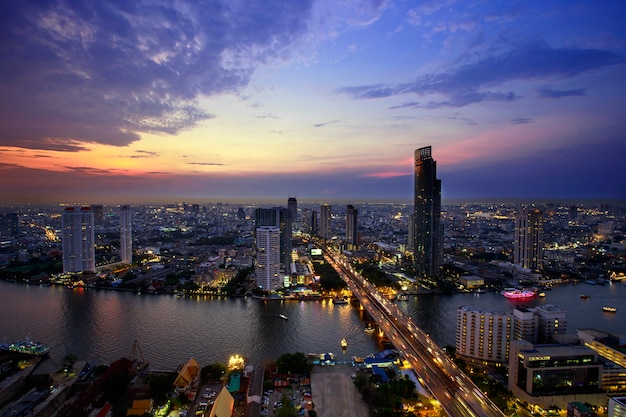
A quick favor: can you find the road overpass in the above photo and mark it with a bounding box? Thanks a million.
[319,243,505,417]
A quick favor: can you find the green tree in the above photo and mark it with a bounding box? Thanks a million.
[148,373,177,405]
[276,352,312,375]
[201,363,228,383]
[62,354,77,374]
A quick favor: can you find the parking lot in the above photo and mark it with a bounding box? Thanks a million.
[310,365,369,417]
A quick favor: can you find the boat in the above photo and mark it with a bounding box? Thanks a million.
[278,314,288,320]
[501,289,536,299]
[3,339,50,356]
[580,294,590,300]
[332,297,348,305]
[340,338,348,349]
[364,325,375,334]
[396,293,409,301]
[538,292,546,297]
[583,280,597,285]
[602,306,617,313]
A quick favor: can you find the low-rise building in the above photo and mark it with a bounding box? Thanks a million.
[508,341,605,409]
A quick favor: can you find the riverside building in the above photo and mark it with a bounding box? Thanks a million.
[255,226,281,292]
[62,206,95,273]
[456,306,512,369]
[508,340,605,410]
[120,205,132,264]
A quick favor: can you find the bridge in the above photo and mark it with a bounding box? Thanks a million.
[317,241,505,417]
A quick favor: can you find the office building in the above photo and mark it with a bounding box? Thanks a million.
[512,305,568,344]
[287,197,297,227]
[413,146,443,277]
[534,304,567,343]
[320,204,331,240]
[310,210,318,235]
[509,340,604,409]
[346,204,358,249]
[255,226,281,292]
[62,206,95,273]
[578,329,626,392]
[254,207,292,267]
[456,306,512,369]
[120,205,132,264]
[514,208,543,270]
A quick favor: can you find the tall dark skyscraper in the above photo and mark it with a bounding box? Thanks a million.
[287,197,297,224]
[346,204,358,249]
[120,205,132,264]
[320,204,331,240]
[310,210,318,235]
[413,146,443,278]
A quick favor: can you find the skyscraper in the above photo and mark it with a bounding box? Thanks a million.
[320,204,331,240]
[287,197,297,227]
[254,207,292,266]
[310,210,318,235]
[514,208,543,270]
[255,226,281,292]
[413,146,443,278]
[120,205,132,264]
[62,206,95,273]
[346,204,358,249]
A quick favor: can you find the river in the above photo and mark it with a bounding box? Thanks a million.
[0,280,624,370]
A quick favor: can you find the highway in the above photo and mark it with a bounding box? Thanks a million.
[318,242,505,417]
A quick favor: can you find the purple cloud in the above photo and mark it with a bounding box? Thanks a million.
[538,86,587,99]
[0,0,314,151]
[337,42,622,105]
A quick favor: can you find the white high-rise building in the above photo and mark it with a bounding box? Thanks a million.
[62,206,95,273]
[456,306,512,369]
[120,205,132,264]
[255,226,281,292]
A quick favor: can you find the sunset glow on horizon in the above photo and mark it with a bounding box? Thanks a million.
[1,1,625,204]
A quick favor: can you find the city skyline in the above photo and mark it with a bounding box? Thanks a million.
[1,1,626,204]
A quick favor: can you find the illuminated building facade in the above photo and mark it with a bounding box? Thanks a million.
[413,146,443,277]
[509,341,604,409]
[120,205,132,264]
[255,226,281,292]
[254,207,292,266]
[514,208,543,270]
[456,306,512,369]
[62,206,95,273]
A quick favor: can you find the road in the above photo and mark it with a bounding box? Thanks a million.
[317,240,506,417]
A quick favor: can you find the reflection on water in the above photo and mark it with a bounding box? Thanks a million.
[398,281,626,348]
[0,282,379,370]
[1,280,624,370]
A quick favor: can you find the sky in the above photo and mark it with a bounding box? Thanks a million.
[1,0,625,204]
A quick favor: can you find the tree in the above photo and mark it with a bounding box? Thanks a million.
[276,352,312,375]
[62,354,77,374]
[201,363,228,383]
[148,373,177,405]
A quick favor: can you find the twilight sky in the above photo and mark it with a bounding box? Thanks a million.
[1,0,625,204]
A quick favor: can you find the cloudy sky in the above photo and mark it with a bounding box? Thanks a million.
[1,0,625,204]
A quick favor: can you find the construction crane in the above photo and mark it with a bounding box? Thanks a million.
[129,339,149,375]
